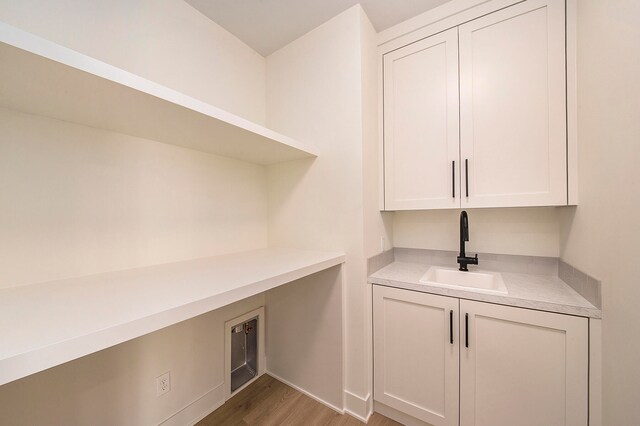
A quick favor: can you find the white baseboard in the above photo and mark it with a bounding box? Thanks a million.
[266,370,345,415]
[344,389,372,423]
[374,401,432,426]
[158,372,353,426]
[158,382,225,426]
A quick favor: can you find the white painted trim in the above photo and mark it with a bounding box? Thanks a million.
[266,371,345,415]
[374,401,432,426]
[377,46,386,211]
[566,0,579,205]
[158,382,225,426]
[378,0,489,45]
[589,319,602,426]
[224,307,266,401]
[341,261,348,412]
[344,390,372,423]
[377,0,523,53]
[364,283,374,420]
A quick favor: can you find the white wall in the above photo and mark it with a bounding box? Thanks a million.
[0,1,270,423]
[0,108,267,289]
[265,266,344,410]
[362,10,393,259]
[0,294,265,426]
[559,1,640,424]
[394,208,561,257]
[266,5,389,417]
[0,0,270,284]
[0,0,266,123]
[360,9,394,416]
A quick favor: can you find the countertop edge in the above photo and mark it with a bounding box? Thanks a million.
[369,275,602,320]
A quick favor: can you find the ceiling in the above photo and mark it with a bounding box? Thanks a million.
[185,0,452,56]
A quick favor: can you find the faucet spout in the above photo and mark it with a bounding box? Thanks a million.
[457,210,478,271]
[460,211,469,257]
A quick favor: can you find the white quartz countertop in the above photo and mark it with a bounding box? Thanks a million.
[369,261,601,319]
[0,248,345,386]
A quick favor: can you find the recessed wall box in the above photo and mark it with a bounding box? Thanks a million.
[224,307,265,399]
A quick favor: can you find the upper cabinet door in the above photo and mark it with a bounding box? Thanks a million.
[384,28,460,210]
[459,0,567,208]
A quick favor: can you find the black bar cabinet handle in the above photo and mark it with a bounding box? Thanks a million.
[465,313,469,348]
[452,161,455,198]
[465,159,469,198]
[449,310,454,344]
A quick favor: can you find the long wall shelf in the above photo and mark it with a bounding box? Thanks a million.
[0,248,345,387]
[0,22,318,165]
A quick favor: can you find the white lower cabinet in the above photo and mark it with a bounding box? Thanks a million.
[373,286,589,426]
[460,299,588,426]
[373,286,459,425]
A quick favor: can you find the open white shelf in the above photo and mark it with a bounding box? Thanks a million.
[0,248,345,386]
[0,22,318,165]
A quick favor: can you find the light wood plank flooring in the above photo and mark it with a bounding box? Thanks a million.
[197,374,401,425]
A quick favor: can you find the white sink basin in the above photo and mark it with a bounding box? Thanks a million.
[419,267,508,295]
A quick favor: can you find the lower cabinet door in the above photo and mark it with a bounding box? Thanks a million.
[373,285,459,426]
[460,300,588,426]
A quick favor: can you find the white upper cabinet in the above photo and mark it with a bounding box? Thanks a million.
[459,0,567,207]
[382,0,569,210]
[383,28,460,210]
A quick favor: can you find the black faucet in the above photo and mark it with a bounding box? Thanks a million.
[457,210,478,271]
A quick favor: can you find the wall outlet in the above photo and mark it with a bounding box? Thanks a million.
[156,372,171,396]
[380,236,385,252]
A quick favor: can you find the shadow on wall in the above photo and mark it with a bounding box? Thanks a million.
[266,157,315,210]
[0,294,265,425]
[558,206,577,258]
[265,265,344,409]
[393,206,562,257]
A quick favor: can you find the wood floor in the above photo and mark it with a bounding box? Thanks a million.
[197,374,401,426]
